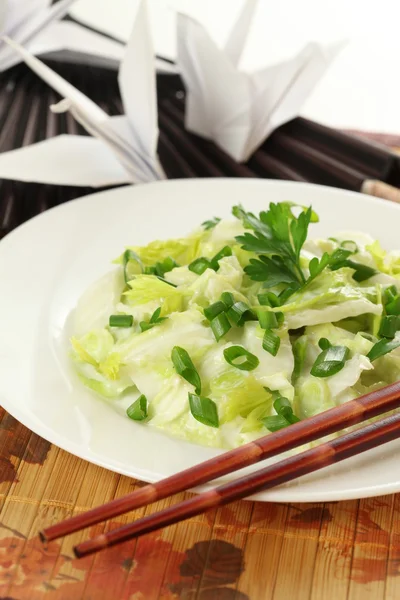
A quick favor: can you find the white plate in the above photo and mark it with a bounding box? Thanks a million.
[1,179,400,503]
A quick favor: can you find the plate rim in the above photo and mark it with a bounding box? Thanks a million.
[1,177,400,503]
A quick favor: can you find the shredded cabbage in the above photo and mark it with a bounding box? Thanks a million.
[71,204,400,449]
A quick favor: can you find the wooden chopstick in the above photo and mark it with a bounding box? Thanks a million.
[281,117,398,181]
[74,409,400,558]
[40,381,400,544]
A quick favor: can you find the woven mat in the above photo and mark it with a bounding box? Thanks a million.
[1,62,400,600]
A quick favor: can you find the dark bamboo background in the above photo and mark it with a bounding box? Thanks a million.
[1,60,400,240]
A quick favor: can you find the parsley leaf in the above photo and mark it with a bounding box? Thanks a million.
[245,256,301,287]
[232,205,272,236]
[234,202,313,293]
[234,202,374,303]
[291,207,312,259]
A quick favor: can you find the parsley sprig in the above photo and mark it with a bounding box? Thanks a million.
[234,203,377,304]
[233,202,314,294]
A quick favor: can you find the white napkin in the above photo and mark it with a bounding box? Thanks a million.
[177,0,345,162]
[0,0,164,187]
[0,0,128,73]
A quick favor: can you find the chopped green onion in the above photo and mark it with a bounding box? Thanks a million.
[204,301,227,321]
[261,396,300,431]
[385,295,400,316]
[360,332,377,343]
[223,345,259,371]
[330,256,377,282]
[188,257,212,275]
[210,246,233,269]
[144,265,156,275]
[210,313,231,341]
[279,284,301,304]
[262,329,281,356]
[311,345,350,378]
[127,395,148,421]
[123,249,143,283]
[367,337,400,362]
[292,336,307,383]
[143,265,177,285]
[384,285,398,304]
[188,393,219,428]
[257,309,279,330]
[227,301,256,326]
[153,256,178,278]
[340,240,358,253]
[202,217,221,231]
[261,414,291,432]
[109,314,133,328]
[258,292,280,307]
[171,346,201,394]
[348,261,377,282]
[273,396,291,413]
[379,315,400,339]
[273,397,300,424]
[329,248,353,265]
[318,337,332,351]
[221,292,235,308]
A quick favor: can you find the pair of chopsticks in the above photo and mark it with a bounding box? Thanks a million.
[41,381,400,558]
[158,93,400,200]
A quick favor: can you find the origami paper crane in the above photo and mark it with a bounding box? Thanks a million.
[0,0,125,73]
[0,0,164,186]
[177,0,345,161]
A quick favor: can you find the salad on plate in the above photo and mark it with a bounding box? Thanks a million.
[70,201,400,448]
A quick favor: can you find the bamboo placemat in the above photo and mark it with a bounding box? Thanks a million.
[1,61,400,600]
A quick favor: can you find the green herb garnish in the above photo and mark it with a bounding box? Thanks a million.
[221,292,235,308]
[311,343,350,377]
[139,307,168,332]
[223,345,259,371]
[234,203,313,290]
[210,313,231,341]
[188,393,219,427]
[127,395,148,421]
[109,314,133,328]
[171,346,201,394]
[262,329,281,356]
[367,338,400,362]
[210,245,233,270]
[226,301,256,326]
[203,301,227,321]
[188,257,212,275]
[379,315,400,339]
[262,397,300,432]
[123,249,143,283]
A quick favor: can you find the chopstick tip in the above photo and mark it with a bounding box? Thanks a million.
[39,530,48,545]
[74,534,109,559]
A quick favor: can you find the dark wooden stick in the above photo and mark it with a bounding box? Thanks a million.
[285,117,397,181]
[74,410,400,558]
[40,381,400,543]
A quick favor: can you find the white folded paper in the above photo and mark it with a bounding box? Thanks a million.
[0,0,164,186]
[0,0,129,73]
[177,0,345,162]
